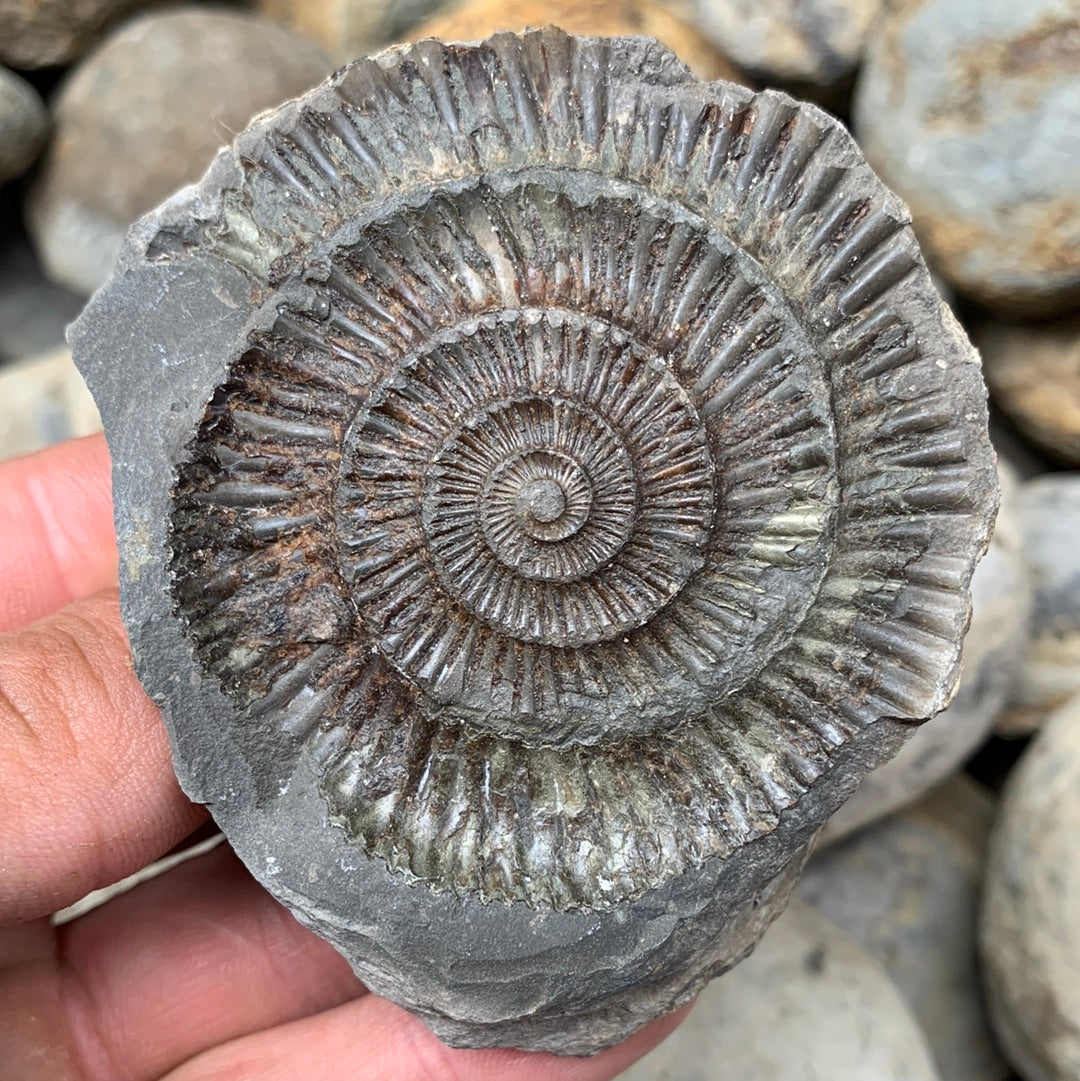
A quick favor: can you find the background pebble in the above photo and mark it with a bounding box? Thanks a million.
[855,0,1080,315]
[0,222,82,361]
[257,0,445,61]
[0,0,159,69]
[977,316,1080,467]
[999,474,1080,736]
[803,778,1008,1081]
[692,0,882,92]
[621,897,941,1081]
[410,0,742,81]
[25,7,332,296]
[981,694,1080,1081]
[0,345,101,457]
[0,65,47,185]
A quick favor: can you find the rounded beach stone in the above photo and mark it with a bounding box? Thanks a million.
[0,0,157,69]
[692,0,883,89]
[999,474,1080,736]
[854,0,1080,316]
[981,694,1080,1081]
[0,64,46,184]
[257,0,445,61]
[25,7,332,296]
[0,233,83,363]
[976,315,1080,467]
[0,345,102,459]
[411,0,743,80]
[70,31,996,1053]
[802,777,1008,1081]
[821,462,1030,842]
[621,896,941,1081]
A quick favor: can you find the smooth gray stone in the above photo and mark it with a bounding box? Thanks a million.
[802,778,1009,1081]
[0,65,46,184]
[693,0,883,88]
[0,229,84,363]
[621,897,942,1081]
[854,0,1080,316]
[257,0,446,60]
[0,345,101,459]
[821,463,1030,842]
[71,31,997,1053]
[25,6,332,295]
[981,695,1080,1081]
[1000,474,1080,736]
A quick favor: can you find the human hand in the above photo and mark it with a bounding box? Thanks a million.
[0,433,687,1081]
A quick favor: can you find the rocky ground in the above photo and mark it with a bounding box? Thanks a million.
[1,1,1078,1078]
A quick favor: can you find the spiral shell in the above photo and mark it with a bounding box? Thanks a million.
[73,29,997,1049]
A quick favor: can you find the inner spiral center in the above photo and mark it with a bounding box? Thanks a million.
[518,477,566,527]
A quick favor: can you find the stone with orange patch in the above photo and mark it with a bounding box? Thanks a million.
[855,0,1080,316]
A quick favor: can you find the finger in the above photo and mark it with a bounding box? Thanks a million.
[0,433,117,633]
[43,844,363,1081]
[0,589,206,923]
[162,983,691,1081]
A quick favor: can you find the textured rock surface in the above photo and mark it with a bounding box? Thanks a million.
[999,475,1080,737]
[621,897,942,1081]
[0,0,159,68]
[693,0,883,89]
[803,778,1008,1081]
[411,0,742,80]
[0,346,101,459]
[855,0,1080,316]
[71,32,996,1052]
[821,463,1030,842]
[25,7,331,295]
[257,0,445,60]
[0,65,46,184]
[981,695,1080,1081]
[977,316,1080,467]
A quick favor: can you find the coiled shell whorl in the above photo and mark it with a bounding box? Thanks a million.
[72,30,998,1052]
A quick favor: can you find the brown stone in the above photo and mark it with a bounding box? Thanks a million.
[976,316,1080,467]
[410,0,743,81]
[0,0,159,69]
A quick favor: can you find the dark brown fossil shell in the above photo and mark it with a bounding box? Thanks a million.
[72,30,997,1053]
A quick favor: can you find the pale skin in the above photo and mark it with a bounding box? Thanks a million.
[0,433,687,1081]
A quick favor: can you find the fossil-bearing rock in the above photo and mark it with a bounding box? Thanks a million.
[71,31,997,1054]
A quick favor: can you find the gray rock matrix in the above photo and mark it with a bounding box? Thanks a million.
[71,32,996,1053]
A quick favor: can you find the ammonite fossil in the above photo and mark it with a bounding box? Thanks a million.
[71,31,998,1054]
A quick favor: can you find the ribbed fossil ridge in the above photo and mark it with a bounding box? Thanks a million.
[164,31,995,911]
